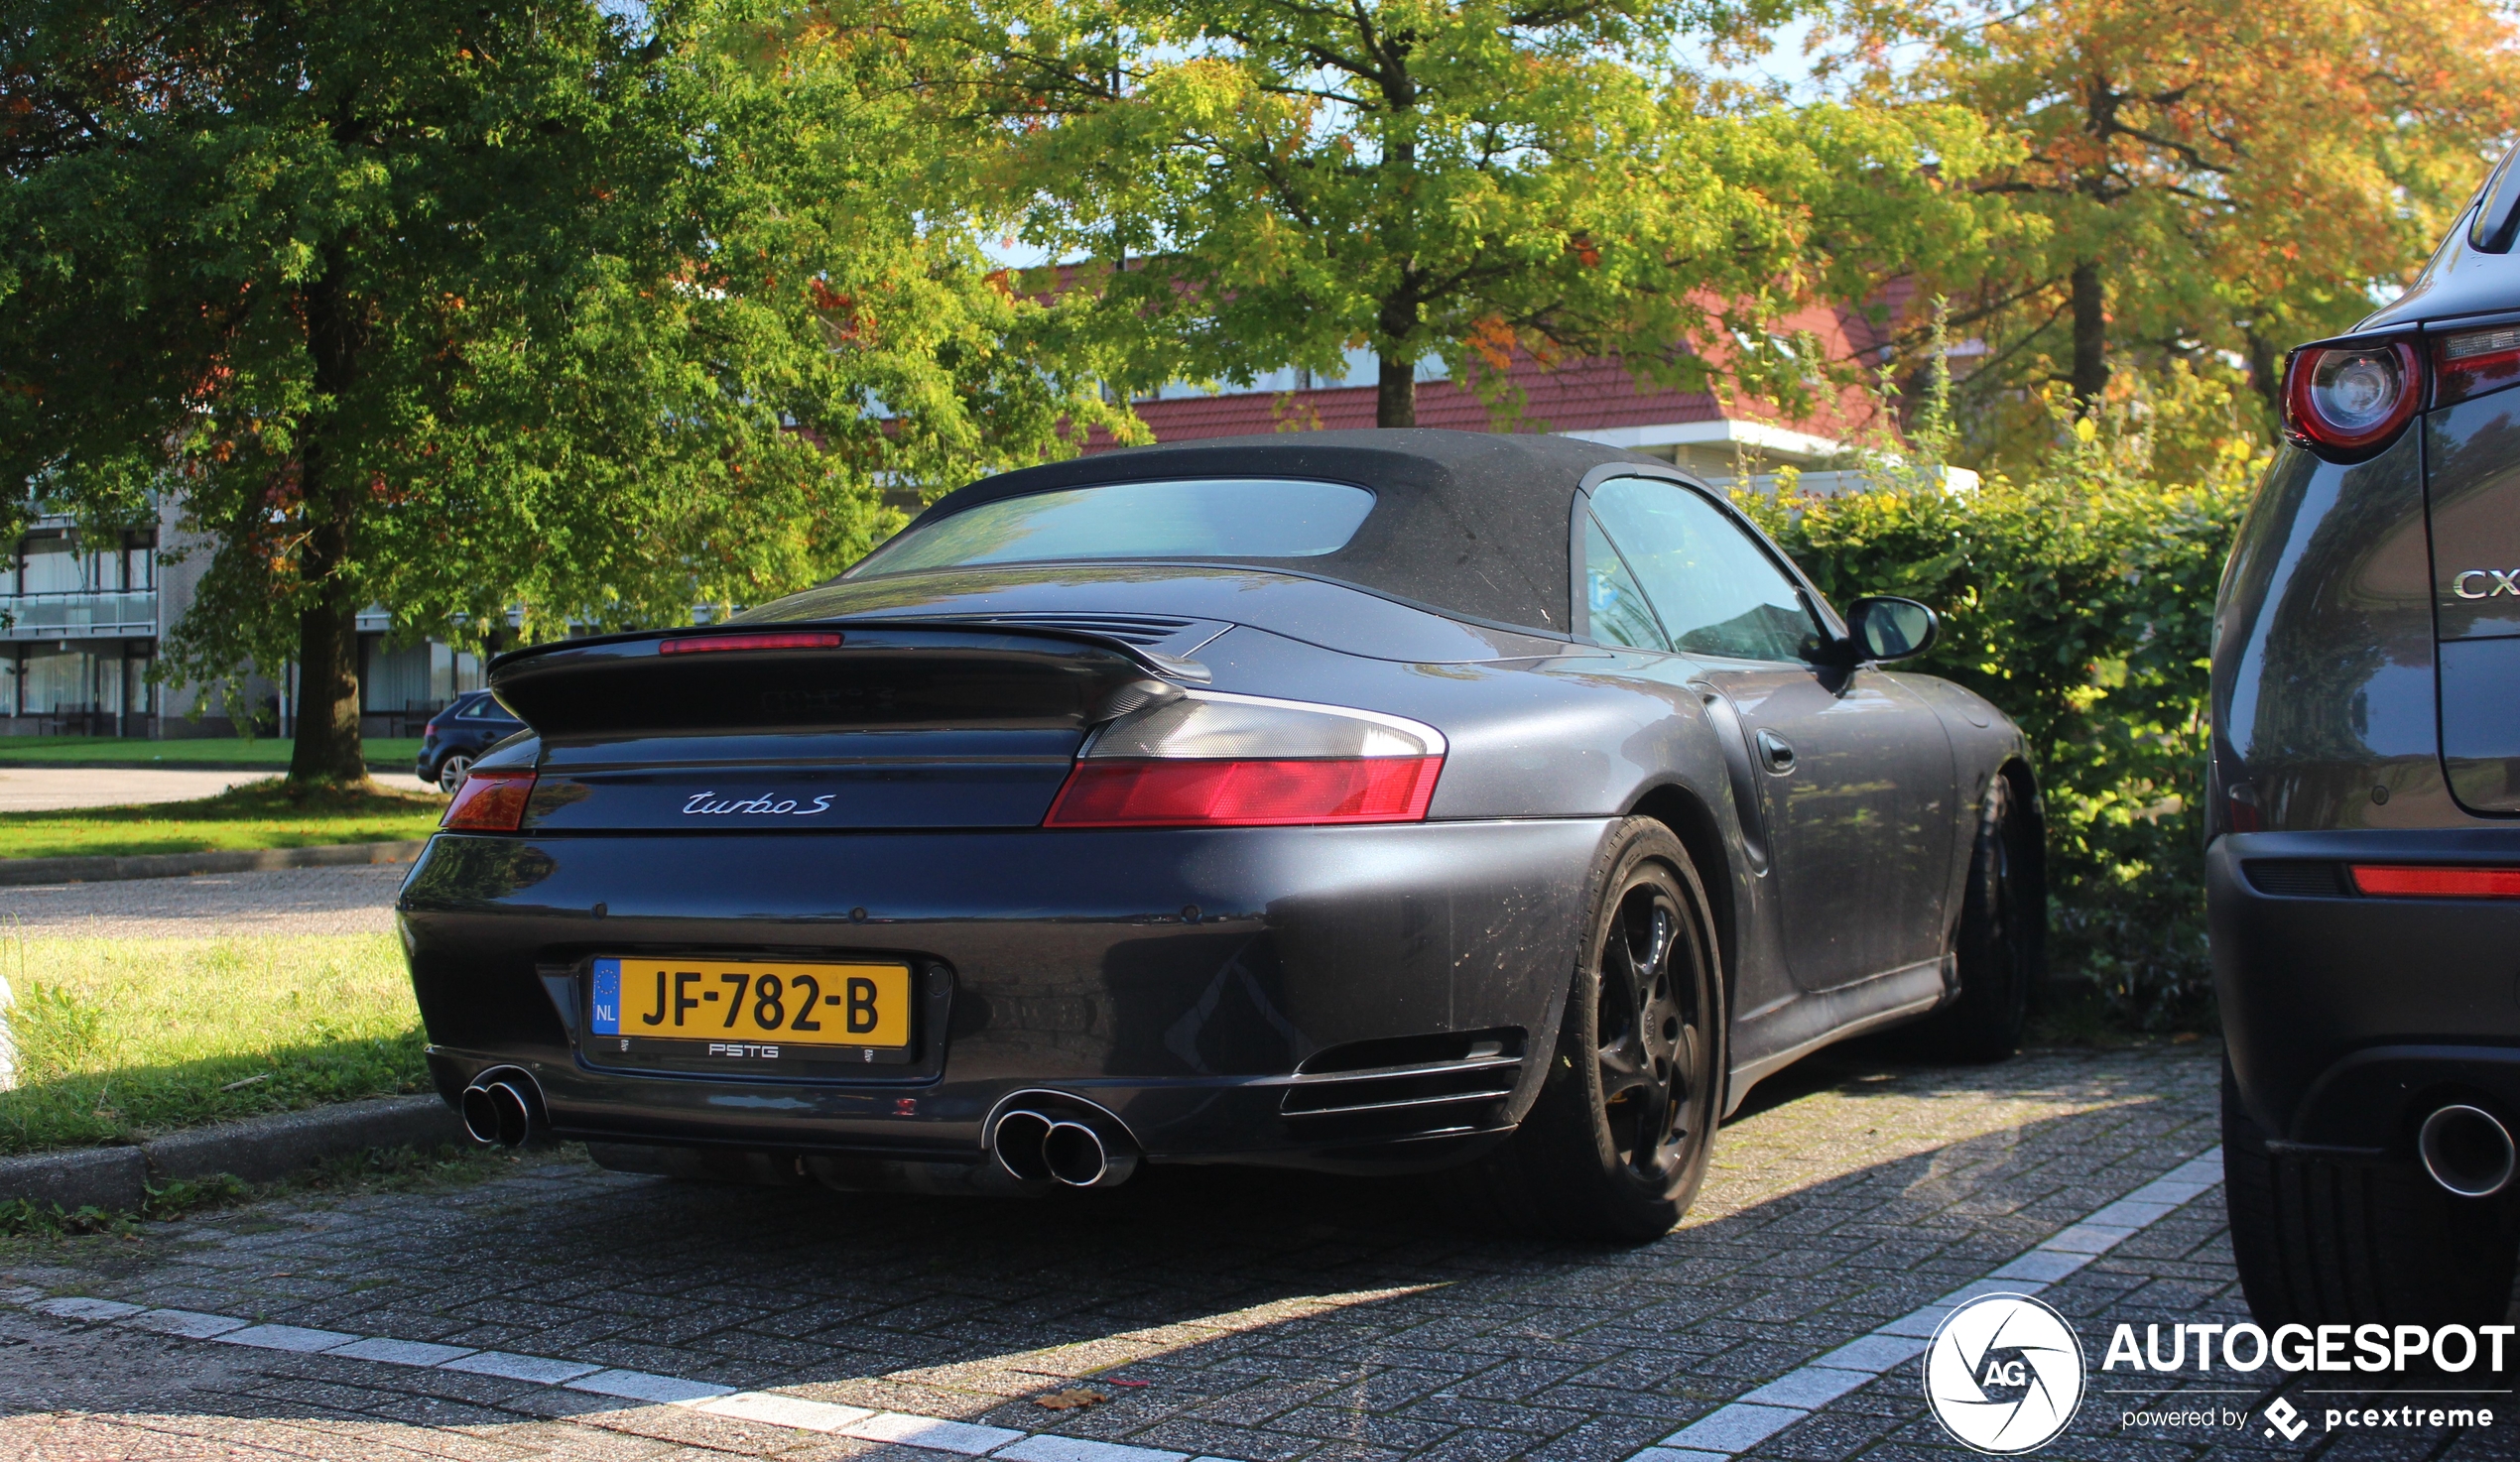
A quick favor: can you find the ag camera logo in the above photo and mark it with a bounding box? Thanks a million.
[1925,1293,2087,1453]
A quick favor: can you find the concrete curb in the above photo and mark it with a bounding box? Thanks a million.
[0,1095,466,1214]
[0,839,431,888]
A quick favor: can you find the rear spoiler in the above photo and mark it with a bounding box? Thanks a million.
[485,618,1224,739]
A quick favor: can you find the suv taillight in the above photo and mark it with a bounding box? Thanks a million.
[2284,340,2421,453]
[1044,688,1445,828]
[2433,324,2520,408]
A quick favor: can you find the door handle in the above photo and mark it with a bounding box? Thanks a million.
[1755,728,1797,774]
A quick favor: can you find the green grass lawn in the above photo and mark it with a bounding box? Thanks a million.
[0,778,446,860]
[0,932,430,1155]
[0,735,426,770]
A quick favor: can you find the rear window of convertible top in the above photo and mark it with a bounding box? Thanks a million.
[845,478,1376,576]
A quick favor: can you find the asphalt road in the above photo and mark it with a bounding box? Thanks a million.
[0,865,404,939]
[0,768,273,813]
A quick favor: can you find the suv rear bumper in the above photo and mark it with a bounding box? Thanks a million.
[2210,829,2520,1154]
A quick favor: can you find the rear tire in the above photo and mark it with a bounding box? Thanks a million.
[1905,774,2036,1062]
[2223,1059,2520,1328]
[436,753,473,793]
[1465,819,1724,1241]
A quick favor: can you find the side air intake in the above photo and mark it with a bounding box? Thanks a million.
[1278,1030,1524,1145]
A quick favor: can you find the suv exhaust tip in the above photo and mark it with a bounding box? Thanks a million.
[2419,1104,2515,1197]
[460,1069,546,1148]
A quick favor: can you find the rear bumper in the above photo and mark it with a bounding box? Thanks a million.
[2210,829,2520,1154]
[398,818,1610,1172]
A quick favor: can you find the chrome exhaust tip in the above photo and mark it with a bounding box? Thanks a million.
[2420,1104,2516,1198]
[990,1109,1057,1183]
[459,1069,543,1148]
[1043,1121,1111,1187]
[987,1096,1141,1187]
[1043,1116,1139,1188]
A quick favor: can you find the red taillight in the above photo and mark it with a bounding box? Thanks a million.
[422,719,439,737]
[2349,865,2520,899]
[2434,324,2520,408]
[1044,757,1443,827]
[441,769,537,832]
[2285,340,2421,452]
[657,631,843,655]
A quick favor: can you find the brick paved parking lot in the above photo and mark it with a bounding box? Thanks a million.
[12,1041,2504,1462]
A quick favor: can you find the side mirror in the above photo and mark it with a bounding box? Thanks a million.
[1845,596,1939,663]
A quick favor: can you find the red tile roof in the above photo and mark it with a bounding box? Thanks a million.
[1088,300,1897,451]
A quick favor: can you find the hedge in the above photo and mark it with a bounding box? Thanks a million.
[1737,415,2257,1030]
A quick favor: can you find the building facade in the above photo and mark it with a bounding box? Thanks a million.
[0,502,485,740]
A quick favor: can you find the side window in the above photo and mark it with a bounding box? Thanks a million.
[1582,515,1669,651]
[1588,477,1818,663]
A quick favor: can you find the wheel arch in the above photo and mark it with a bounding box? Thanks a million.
[1621,781,1739,1015]
[1995,756,2049,980]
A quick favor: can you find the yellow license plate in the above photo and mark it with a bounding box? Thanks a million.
[591,957,911,1048]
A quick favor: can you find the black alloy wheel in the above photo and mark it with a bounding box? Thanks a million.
[1467,818,1724,1240]
[1595,875,1701,1181]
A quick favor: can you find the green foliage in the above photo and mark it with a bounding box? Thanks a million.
[1821,0,2520,462]
[1741,366,2262,1029]
[930,0,2004,424]
[0,0,1132,779]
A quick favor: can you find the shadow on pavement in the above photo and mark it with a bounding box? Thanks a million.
[0,1045,2291,1460]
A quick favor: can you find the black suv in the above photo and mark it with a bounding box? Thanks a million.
[415,689,524,792]
[2212,145,2520,1327]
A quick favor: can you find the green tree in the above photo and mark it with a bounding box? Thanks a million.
[0,0,1119,783]
[922,0,2001,426]
[1827,0,2520,445]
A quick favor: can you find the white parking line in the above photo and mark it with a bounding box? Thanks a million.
[7,1145,2225,1462]
[1626,1147,2225,1462]
[10,1289,1197,1462]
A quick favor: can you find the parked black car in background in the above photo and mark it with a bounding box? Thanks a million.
[414,689,524,792]
[2212,144,2520,1326]
[398,429,2044,1239]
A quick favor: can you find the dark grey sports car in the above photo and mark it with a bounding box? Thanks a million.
[402,429,2042,1238]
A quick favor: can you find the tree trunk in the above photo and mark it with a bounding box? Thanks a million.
[287,246,369,786]
[2241,324,2283,424]
[286,539,366,785]
[1377,354,1416,427]
[2070,261,2107,415]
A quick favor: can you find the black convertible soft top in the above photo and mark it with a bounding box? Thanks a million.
[892,428,1673,635]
